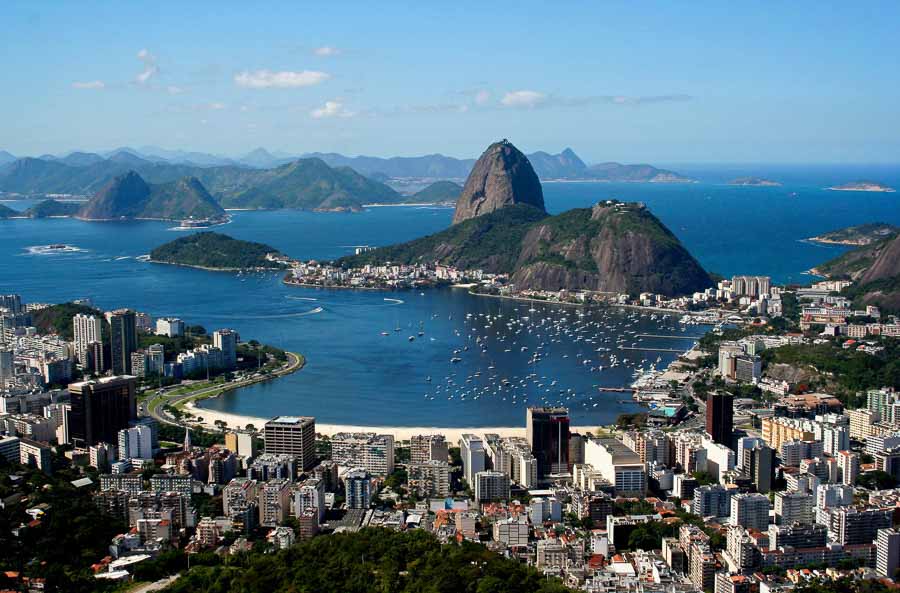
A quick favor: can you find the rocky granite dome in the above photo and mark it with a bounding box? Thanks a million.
[861,233,900,285]
[451,140,545,224]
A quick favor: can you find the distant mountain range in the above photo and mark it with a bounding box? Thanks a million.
[1,145,694,183]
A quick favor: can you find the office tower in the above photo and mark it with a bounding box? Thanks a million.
[730,493,770,531]
[107,309,137,375]
[68,376,137,448]
[155,317,185,338]
[459,433,486,485]
[877,528,900,578]
[263,416,316,470]
[410,434,448,464]
[213,329,238,370]
[526,406,570,478]
[118,424,153,459]
[0,347,13,386]
[706,392,734,446]
[345,468,372,509]
[84,341,104,375]
[73,314,103,369]
[474,470,510,505]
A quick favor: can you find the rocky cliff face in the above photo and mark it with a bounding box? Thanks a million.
[452,140,545,224]
[78,171,151,219]
[861,233,900,284]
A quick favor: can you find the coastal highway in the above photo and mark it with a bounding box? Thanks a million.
[143,351,303,428]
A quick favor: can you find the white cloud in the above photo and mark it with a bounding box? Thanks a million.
[313,46,341,57]
[167,85,185,95]
[234,69,329,89]
[500,90,546,108]
[207,102,226,110]
[310,100,355,119]
[135,48,158,84]
[72,80,105,90]
[474,89,491,105]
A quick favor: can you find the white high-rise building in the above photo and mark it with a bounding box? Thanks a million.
[213,329,238,370]
[73,314,103,368]
[837,450,860,486]
[117,424,153,460]
[730,493,770,531]
[155,317,185,338]
[459,433,486,486]
[877,528,900,578]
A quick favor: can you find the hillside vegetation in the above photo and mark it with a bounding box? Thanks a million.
[164,528,571,593]
[150,232,286,270]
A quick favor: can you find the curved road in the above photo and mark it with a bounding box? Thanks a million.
[143,351,303,427]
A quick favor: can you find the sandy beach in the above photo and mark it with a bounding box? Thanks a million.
[183,402,601,441]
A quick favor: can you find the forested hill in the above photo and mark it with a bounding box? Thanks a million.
[149,232,287,270]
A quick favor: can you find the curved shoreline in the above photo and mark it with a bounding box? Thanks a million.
[148,258,286,273]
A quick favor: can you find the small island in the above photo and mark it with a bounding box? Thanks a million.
[728,176,782,187]
[149,231,288,270]
[22,199,83,218]
[827,181,895,192]
[809,222,899,246]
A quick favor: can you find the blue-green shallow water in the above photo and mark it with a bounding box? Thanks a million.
[1,169,898,426]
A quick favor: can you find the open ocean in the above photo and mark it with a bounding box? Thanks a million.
[1,164,898,426]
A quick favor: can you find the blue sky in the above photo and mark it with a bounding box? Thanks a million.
[3,2,899,163]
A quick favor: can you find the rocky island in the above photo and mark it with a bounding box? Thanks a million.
[827,181,895,192]
[340,140,712,296]
[149,231,288,271]
[728,176,782,187]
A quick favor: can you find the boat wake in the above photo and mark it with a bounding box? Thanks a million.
[383,297,404,305]
[25,244,85,255]
[286,296,319,302]
[205,306,324,320]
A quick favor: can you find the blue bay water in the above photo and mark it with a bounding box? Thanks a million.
[1,166,898,427]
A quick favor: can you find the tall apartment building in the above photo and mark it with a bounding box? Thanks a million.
[410,434,448,464]
[730,493,770,531]
[107,309,137,375]
[68,376,137,449]
[484,434,538,488]
[292,478,325,522]
[212,329,238,370]
[622,430,671,465]
[73,314,103,370]
[761,417,816,452]
[263,416,316,470]
[330,432,394,476]
[741,442,774,493]
[828,506,892,545]
[459,433,485,485]
[877,528,900,578]
[692,484,733,518]
[526,406,570,478]
[837,450,860,486]
[408,460,450,498]
[259,479,291,527]
[474,470,510,505]
[118,424,153,460]
[774,491,814,525]
[345,468,372,509]
[779,439,824,467]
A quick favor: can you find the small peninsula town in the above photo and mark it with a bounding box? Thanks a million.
[3,4,900,593]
